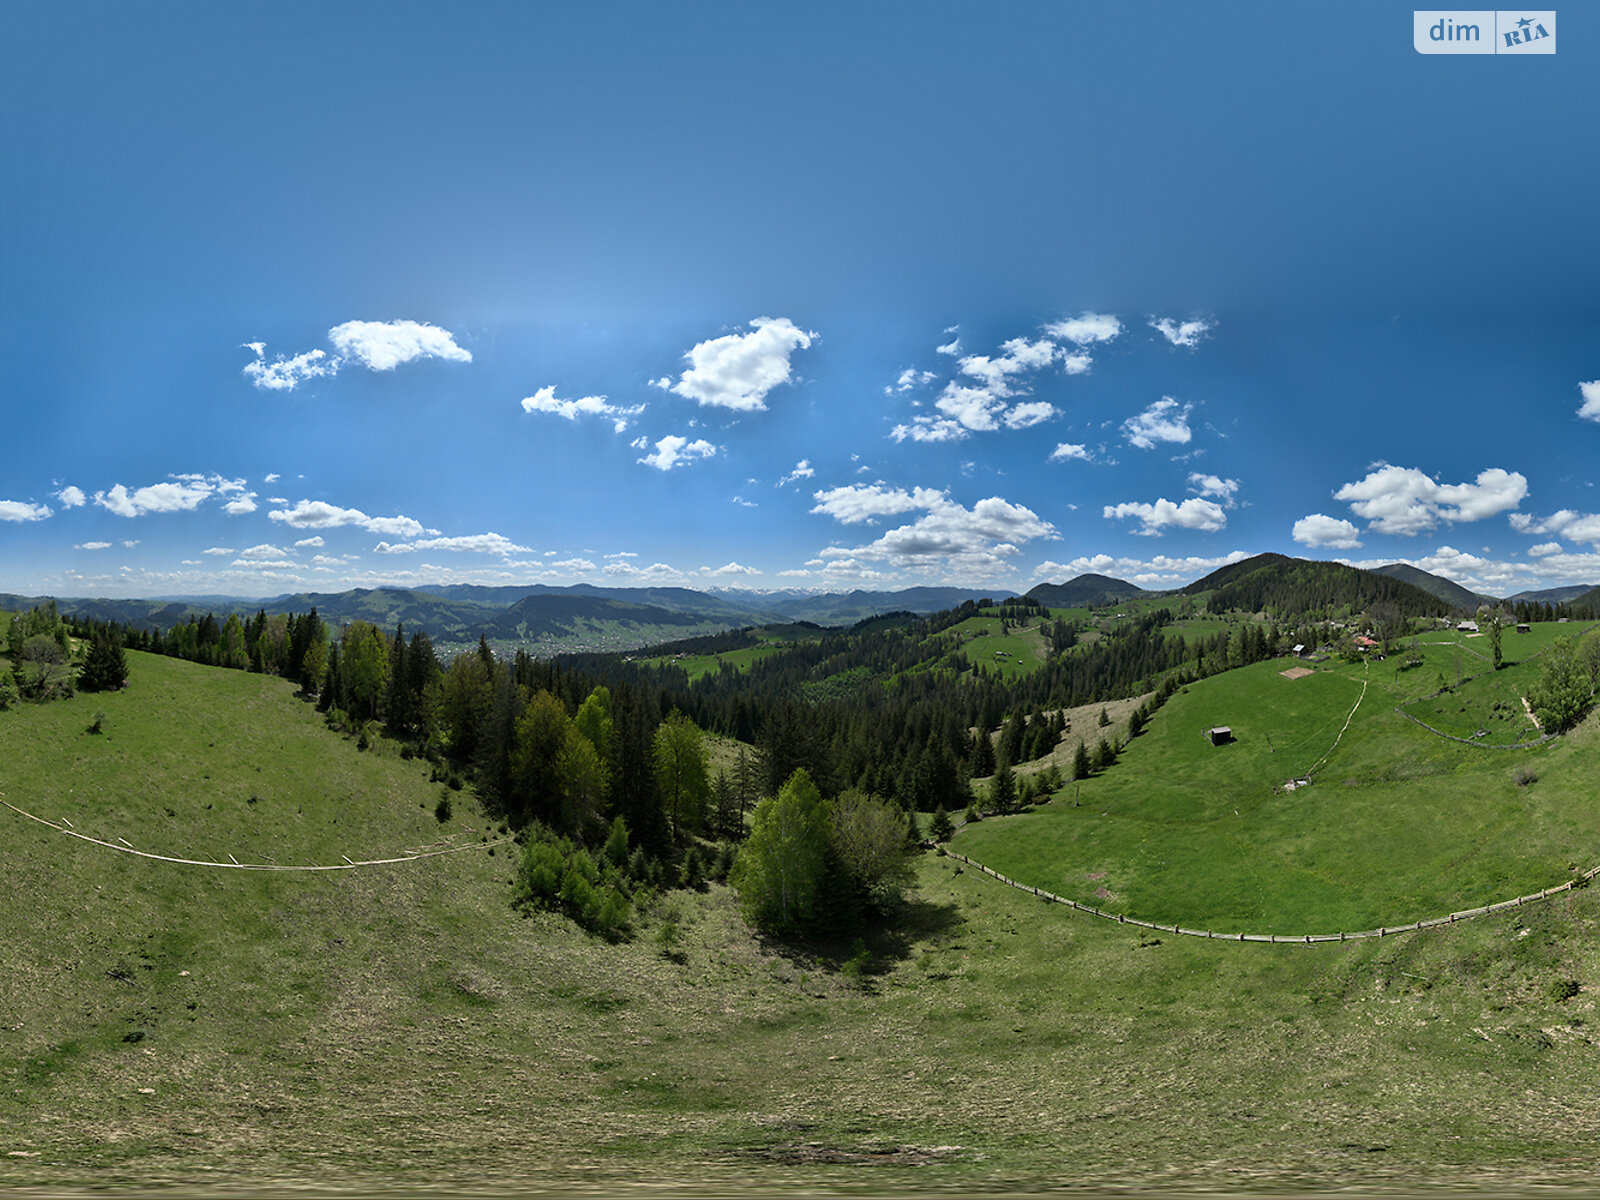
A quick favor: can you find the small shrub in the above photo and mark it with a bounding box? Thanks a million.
[656,919,682,959]
[1549,978,1581,1003]
[964,802,983,823]
[841,938,872,985]
[87,710,106,735]
[435,789,453,823]
[678,846,706,890]
[1514,766,1538,788]
[627,846,651,885]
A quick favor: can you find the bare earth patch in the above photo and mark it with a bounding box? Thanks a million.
[1279,666,1314,680]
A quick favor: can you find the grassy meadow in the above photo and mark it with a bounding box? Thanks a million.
[943,613,1050,680]
[636,625,816,683]
[7,639,1600,1193]
[957,627,1600,935]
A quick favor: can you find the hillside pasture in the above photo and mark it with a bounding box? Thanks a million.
[636,625,817,683]
[943,614,1049,679]
[957,650,1600,936]
[1394,622,1598,745]
[11,646,1600,1191]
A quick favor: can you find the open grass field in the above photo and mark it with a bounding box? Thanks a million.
[943,614,1050,680]
[957,629,1600,937]
[636,625,817,683]
[10,644,1600,1194]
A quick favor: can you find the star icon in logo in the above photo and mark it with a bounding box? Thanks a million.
[1517,15,1534,29]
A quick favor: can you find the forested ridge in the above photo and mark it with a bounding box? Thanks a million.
[1184,553,1451,619]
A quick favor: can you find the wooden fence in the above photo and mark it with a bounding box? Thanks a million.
[1391,707,1556,750]
[940,850,1600,943]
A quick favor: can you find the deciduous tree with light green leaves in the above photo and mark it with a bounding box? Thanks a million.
[730,768,829,932]
[653,709,710,840]
[828,788,915,909]
[1530,634,1597,734]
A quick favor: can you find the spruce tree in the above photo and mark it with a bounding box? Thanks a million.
[79,634,128,692]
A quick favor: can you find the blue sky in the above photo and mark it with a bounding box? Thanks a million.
[3,2,1598,599]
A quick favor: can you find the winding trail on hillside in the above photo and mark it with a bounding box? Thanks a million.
[1303,659,1368,779]
[1,796,507,872]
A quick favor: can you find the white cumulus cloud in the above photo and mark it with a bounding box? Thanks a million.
[654,317,815,411]
[1049,442,1093,462]
[243,321,470,391]
[74,541,112,551]
[520,385,644,432]
[268,499,432,538]
[701,561,761,577]
[635,435,718,471]
[1334,464,1528,535]
[1510,508,1600,547]
[1104,496,1228,536]
[885,368,935,395]
[94,479,214,518]
[1003,401,1058,429]
[1122,397,1193,450]
[1188,473,1240,505]
[889,418,969,443]
[1044,312,1122,345]
[56,486,86,508]
[372,533,531,555]
[603,560,691,583]
[242,346,338,391]
[811,483,945,525]
[238,543,295,560]
[1579,380,1600,422]
[822,491,1057,575]
[328,320,472,371]
[1292,514,1363,549]
[0,500,51,522]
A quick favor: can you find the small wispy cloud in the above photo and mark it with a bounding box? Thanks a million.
[1151,317,1213,348]
[633,434,718,471]
[777,459,815,487]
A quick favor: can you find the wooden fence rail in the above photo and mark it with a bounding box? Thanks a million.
[1390,707,1555,749]
[940,850,1600,944]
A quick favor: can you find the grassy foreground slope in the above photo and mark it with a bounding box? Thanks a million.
[7,651,1600,1192]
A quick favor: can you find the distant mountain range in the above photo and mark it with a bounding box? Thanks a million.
[0,584,1019,656]
[6,561,1595,658]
